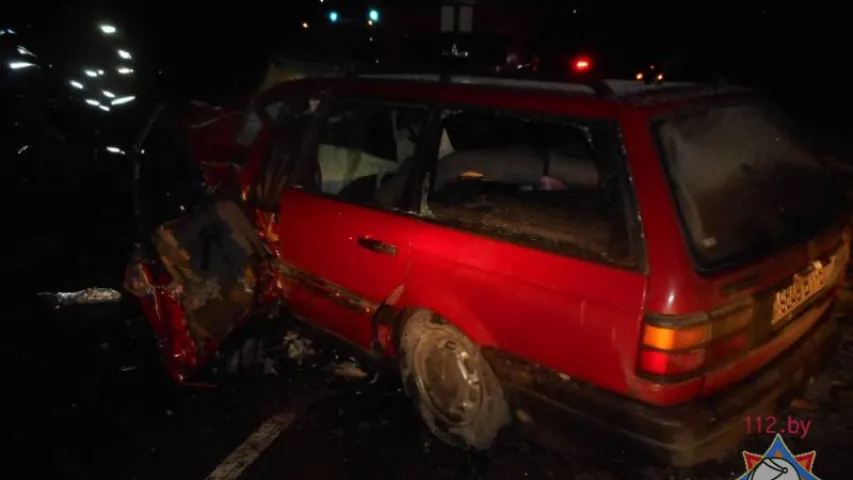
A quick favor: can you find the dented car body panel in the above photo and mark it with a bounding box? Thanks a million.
[127,75,848,465]
[124,200,269,381]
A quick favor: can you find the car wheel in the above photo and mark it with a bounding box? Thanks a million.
[399,309,509,450]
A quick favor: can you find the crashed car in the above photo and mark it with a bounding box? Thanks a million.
[124,70,849,467]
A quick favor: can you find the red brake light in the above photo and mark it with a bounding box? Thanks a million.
[639,349,704,376]
[572,57,591,72]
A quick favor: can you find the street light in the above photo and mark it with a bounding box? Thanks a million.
[111,95,136,105]
[8,61,36,70]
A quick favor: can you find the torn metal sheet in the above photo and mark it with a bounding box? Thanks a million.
[38,287,122,306]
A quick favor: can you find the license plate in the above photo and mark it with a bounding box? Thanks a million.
[772,259,835,325]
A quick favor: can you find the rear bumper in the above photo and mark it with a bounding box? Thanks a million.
[484,310,840,467]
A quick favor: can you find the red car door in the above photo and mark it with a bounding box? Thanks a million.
[276,190,412,346]
[274,98,432,347]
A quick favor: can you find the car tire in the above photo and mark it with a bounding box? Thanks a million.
[399,309,510,450]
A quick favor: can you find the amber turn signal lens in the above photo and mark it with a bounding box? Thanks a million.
[642,324,708,351]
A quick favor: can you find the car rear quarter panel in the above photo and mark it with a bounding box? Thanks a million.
[619,106,846,313]
[395,221,648,398]
[617,109,697,315]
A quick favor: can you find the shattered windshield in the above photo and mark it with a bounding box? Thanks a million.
[654,101,846,270]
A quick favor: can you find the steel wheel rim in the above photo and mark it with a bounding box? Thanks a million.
[413,334,484,427]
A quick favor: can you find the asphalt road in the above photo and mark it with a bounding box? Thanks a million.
[3,289,853,480]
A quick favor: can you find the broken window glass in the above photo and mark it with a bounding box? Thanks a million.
[301,100,429,210]
[422,108,628,264]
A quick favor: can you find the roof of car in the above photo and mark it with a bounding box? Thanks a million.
[256,72,750,116]
[356,73,748,102]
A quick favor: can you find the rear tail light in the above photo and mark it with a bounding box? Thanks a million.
[639,298,754,377]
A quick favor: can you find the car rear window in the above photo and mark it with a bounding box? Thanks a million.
[654,102,845,270]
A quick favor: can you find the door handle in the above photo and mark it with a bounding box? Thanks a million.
[357,237,397,256]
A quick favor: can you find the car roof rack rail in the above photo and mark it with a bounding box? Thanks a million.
[462,69,616,98]
[353,64,615,98]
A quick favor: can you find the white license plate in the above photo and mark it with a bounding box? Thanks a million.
[772,259,835,325]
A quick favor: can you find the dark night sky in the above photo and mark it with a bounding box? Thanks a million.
[5,1,851,125]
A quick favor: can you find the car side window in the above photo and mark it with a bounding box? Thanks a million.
[420,108,632,266]
[298,100,430,210]
[234,101,290,150]
[251,97,320,210]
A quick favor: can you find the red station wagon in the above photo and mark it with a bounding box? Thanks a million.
[125,71,850,467]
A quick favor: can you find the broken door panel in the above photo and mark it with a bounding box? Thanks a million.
[126,199,269,380]
[127,104,281,381]
[127,92,324,381]
[155,200,266,355]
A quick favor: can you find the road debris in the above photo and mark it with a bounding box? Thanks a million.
[282,331,316,365]
[38,287,122,307]
[332,360,368,379]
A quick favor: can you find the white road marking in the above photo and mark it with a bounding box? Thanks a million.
[205,411,296,480]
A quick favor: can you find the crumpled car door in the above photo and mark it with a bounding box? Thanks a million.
[124,106,271,382]
[126,201,269,383]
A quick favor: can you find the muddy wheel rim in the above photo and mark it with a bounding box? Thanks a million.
[413,335,483,426]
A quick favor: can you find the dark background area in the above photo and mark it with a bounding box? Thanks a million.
[7,2,849,111]
[3,2,853,479]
